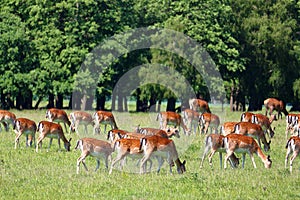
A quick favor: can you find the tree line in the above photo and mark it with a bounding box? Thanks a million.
[0,0,299,112]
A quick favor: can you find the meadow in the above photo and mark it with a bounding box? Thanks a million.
[1,107,300,200]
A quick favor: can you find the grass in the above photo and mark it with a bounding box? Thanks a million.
[1,107,300,199]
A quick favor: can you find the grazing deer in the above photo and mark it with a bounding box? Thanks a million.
[200,134,240,169]
[199,113,220,134]
[285,136,300,173]
[240,112,255,122]
[107,129,128,143]
[189,98,211,113]
[156,111,189,135]
[264,98,288,119]
[0,110,16,132]
[69,111,94,134]
[14,118,37,149]
[139,135,186,174]
[36,121,72,152]
[182,109,201,134]
[109,138,156,174]
[234,122,271,152]
[220,122,238,135]
[223,134,272,169]
[75,137,113,174]
[135,125,180,138]
[93,111,118,134]
[46,108,71,132]
[252,113,276,138]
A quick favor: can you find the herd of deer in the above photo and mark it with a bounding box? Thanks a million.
[1,97,300,174]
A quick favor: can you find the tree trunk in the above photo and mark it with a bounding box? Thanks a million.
[111,94,116,111]
[136,88,143,112]
[34,96,43,109]
[55,94,63,109]
[124,96,128,112]
[149,96,157,112]
[230,85,234,111]
[166,97,176,112]
[96,94,106,110]
[117,95,123,112]
[47,93,55,108]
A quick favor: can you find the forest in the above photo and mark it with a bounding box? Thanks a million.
[0,0,300,112]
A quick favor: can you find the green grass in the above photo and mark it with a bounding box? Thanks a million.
[1,108,300,199]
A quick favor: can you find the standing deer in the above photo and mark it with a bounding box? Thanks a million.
[46,108,71,133]
[93,111,118,134]
[189,98,211,113]
[264,98,288,119]
[0,110,16,132]
[14,118,37,149]
[69,111,94,134]
[223,134,272,169]
[75,137,113,174]
[36,121,72,152]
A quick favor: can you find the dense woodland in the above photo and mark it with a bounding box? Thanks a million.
[0,0,300,112]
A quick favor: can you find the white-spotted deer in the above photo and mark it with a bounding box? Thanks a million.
[223,134,272,169]
[285,113,300,139]
[189,98,211,113]
[139,135,186,174]
[0,110,16,132]
[135,125,180,138]
[75,137,113,174]
[285,136,300,173]
[109,138,156,174]
[264,98,288,119]
[234,122,271,152]
[14,118,37,149]
[200,134,239,169]
[240,112,255,122]
[93,111,118,134]
[69,111,94,134]
[36,121,72,152]
[156,111,189,135]
[251,113,276,138]
[220,122,238,135]
[46,108,71,133]
[182,109,200,134]
[199,113,220,134]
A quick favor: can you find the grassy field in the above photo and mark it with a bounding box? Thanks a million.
[1,107,300,199]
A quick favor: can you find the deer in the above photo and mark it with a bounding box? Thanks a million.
[182,109,201,134]
[75,137,114,174]
[285,136,300,173]
[107,129,128,143]
[200,134,240,169]
[14,118,37,149]
[139,135,186,174]
[285,113,300,139]
[234,122,271,152]
[223,134,272,169]
[156,111,189,135]
[198,112,220,134]
[189,98,211,113]
[109,138,157,174]
[251,113,276,138]
[45,108,71,133]
[240,112,255,122]
[0,110,16,132]
[36,121,72,152]
[69,111,94,134]
[264,98,288,119]
[135,125,180,138]
[220,122,238,135]
[93,111,118,134]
